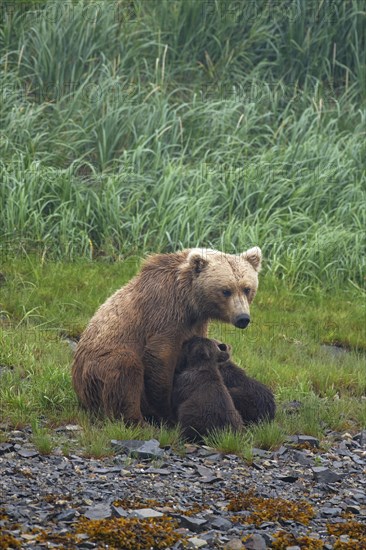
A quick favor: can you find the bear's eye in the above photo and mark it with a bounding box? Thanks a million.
[222,289,232,297]
[243,287,251,296]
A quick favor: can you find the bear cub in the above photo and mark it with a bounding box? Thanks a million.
[172,337,243,442]
[215,342,276,424]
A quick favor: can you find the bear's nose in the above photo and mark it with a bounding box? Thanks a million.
[234,314,250,329]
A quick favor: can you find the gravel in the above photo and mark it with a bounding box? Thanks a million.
[0,428,365,548]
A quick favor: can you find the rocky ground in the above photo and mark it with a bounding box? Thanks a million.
[1,428,366,549]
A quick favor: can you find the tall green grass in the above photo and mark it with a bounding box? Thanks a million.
[1,0,365,288]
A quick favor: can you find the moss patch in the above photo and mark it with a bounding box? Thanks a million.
[271,530,324,549]
[227,489,315,526]
[327,520,366,548]
[76,516,184,549]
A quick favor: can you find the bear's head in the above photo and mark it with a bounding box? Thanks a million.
[181,336,230,367]
[179,247,262,329]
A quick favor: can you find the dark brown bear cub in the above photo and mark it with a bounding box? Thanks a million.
[216,342,276,424]
[172,337,243,442]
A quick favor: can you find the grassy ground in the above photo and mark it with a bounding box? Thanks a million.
[1,255,365,457]
[0,0,365,456]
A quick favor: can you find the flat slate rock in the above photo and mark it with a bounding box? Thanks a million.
[211,516,233,531]
[312,466,343,483]
[178,516,208,532]
[110,438,164,458]
[131,508,164,519]
[16,447,39,458]
[143,467,171,475]
[0,442,14,455]
[320,506,342,517]
[56,509,77,521]
[187,537,207,548]
[92,466,122,474]
[276,472,299,482]
[224,538,244,549]
[243,533,267,550]
[111,505,128,518]
[84,504,112,520]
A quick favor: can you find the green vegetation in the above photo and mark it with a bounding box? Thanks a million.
[0,1,365,454]
[1,0,365,288]
[204,427,254,460]
[0,258,365,455]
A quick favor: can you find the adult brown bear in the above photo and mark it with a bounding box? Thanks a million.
[172,337,243,441]
[72,247,262,424]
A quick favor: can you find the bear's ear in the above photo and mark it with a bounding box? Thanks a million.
[187,249,210,274]
[241,246,262,272]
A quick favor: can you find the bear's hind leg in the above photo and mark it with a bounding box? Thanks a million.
[101,349,145,424]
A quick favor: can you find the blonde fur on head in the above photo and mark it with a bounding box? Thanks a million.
[186,248,220,262]
[242,246,262,272]
[186,247,262,271]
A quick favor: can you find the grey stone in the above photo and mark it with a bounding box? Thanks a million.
[258,522,276,529]
[0,443,14,455]
[196,465,213,477]
[204,453,222,462]
[351,455,365,465]
[252,448,271,458]
[55,424,81,432]
[187,537,207,549]
[291,450,313,465]
[312,466,343,483]
[224,539,244,550]
[179,516,208,533]
[276,473,299,483]
[93,467,122,474]
[320,507,342,517]
[144,467,171,475]
[345,504,361,514]
[261,533,274,546]
[56,509,76,521]
[242,533,267,549]
[110,438,164,459]
[200,476,220,484]
[16,448,39,458]
[199,531,218,544]
[274,446,288,456]
[111,505,128,518]
[359,430,366,446]
[84,504,112,520]
[211,516,232,531]
[131,508,163,519]
[282,400,303,413]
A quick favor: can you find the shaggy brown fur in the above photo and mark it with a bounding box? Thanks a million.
[216,342,276,424]
[172,337,243,441]
[72,247,262,423]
